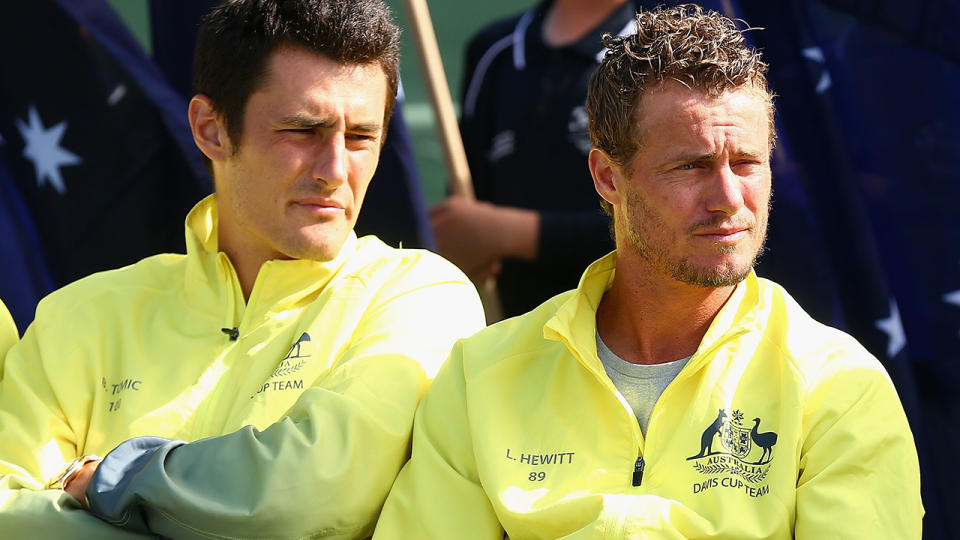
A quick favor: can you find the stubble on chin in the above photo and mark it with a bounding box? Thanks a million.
[293,225,351,263]
[622,204,768,288]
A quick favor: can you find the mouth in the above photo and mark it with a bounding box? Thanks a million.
[292,198,346,218]
[693,227,751,244]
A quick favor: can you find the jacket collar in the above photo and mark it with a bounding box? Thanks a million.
[183,195,358,325]
[544,251,764,374]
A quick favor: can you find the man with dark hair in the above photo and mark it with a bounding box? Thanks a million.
[0,1,484,538]
[374,5,922,538]
[191,0,401,161]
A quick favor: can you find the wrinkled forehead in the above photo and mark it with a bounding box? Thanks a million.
[631,81,774,145]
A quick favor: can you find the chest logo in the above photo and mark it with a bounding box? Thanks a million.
[284,332,312,360]
[251,333,312,399]
[488,130,515,163]
[567,106,590,154]
[686,409,778,487]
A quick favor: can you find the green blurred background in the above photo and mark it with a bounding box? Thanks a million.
[106,0,538,206]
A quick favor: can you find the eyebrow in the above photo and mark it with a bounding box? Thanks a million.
[668,148,767,164]
[279,113,382,134]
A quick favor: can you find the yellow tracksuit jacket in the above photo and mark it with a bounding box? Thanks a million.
[0,300,16,360]
[375,253,922,539]
[0,196,486,539]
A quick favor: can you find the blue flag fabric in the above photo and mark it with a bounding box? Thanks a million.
[0,0,212,331]
[816,0,960,65]
[0,160,57,333]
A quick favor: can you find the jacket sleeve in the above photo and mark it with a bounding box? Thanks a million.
[795,351,923,539]
[373,341,503,540]
[0,319,151,539]
[85,275,486,540]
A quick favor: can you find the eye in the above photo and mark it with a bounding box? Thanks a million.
[732,158,764,170]
[677,162,697,170]
[278,127,314,137]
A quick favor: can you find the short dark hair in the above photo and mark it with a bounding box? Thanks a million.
[193,0,401,147]
[587,4,774,216]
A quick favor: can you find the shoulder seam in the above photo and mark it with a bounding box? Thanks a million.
[510,9,536,70]
[463,33,515,119]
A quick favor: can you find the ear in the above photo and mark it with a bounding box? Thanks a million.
[589,148,623,207]
[188,94,231,163]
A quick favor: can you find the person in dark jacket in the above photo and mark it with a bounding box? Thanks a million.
[431,0,634,317]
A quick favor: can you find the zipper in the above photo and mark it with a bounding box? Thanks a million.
[192,259,260,438]
[221,327,239,340]
[554,332,649,490]
[632,456,644,486]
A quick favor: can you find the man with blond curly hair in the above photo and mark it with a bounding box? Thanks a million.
[373,5,922,538]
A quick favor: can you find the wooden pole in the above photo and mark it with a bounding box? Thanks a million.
[400,0,502,322]
[400,0,474,199]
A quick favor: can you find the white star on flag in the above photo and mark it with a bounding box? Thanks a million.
[15,105,82,195]
[801,46,833,94]
[875,298,906,358]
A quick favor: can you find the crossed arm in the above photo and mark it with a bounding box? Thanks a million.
[0,277,484,539]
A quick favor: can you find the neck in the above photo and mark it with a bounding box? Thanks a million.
[216,211,270,302]
[596,247,736,365]
[542,0,628,47]
[227,252,265,302]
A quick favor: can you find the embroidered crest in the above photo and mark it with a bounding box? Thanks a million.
[721,419,752,459]
[686,408,778,486]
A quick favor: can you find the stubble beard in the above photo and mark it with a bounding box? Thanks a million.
[622,190,769,288]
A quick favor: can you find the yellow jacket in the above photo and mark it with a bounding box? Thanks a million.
[0,300,16,361]
[375,253,922,539]
[0,196,486,539]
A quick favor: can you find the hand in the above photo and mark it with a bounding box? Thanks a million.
[430,196,539,283]
[64,458,101,508]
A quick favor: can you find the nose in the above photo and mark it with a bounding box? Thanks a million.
[704,163,745,216]
[311,132,347,189]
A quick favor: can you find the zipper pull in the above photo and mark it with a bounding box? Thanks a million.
[632,456,644,486]
[221,327,239,341]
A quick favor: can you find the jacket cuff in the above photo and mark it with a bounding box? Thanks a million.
[86,436,185,532]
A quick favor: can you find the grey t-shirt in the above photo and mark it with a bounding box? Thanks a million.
[596,330,690,435]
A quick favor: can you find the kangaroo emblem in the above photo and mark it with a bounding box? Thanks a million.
[687,409,727,460]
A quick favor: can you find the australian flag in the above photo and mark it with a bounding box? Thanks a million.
[0,0,211,331]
